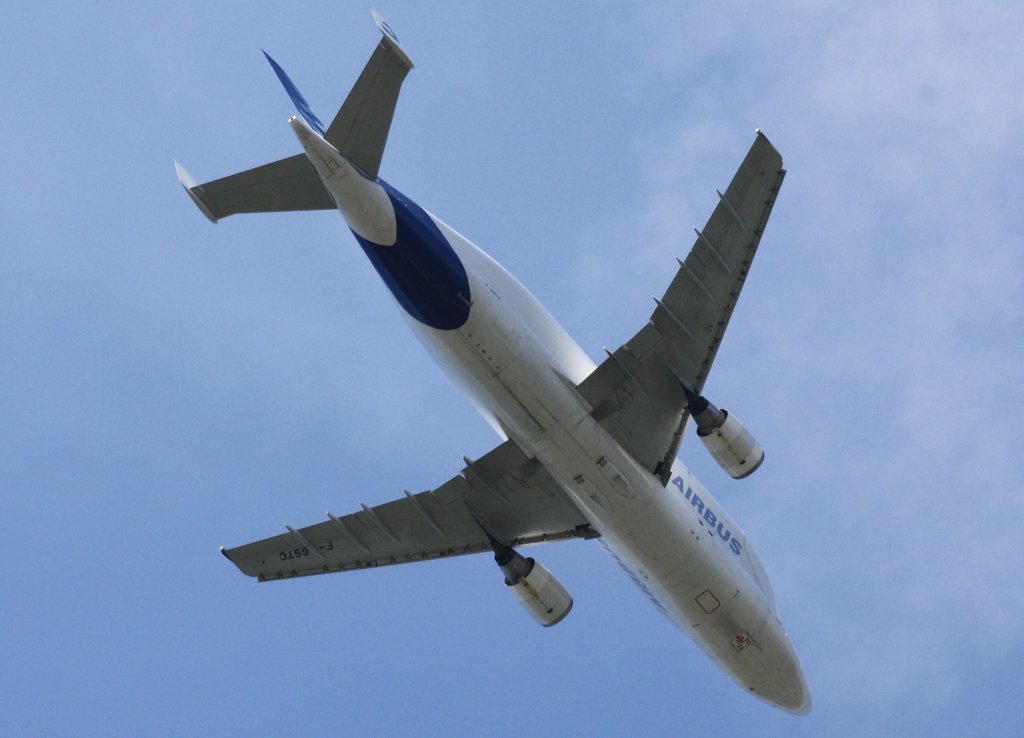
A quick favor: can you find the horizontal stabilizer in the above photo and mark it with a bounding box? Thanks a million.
[324,11,414,178]
[174,154,335,222]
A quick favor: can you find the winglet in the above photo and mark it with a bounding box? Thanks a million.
[371,9,414,68]
[174,160,218,223]
[263,50,326,135]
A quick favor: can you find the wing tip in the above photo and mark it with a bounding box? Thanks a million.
[754,128,776,147]
[752,129,783,169]
[221,545,264,579]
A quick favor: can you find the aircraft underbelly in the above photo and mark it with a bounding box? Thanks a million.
[384,219,808,711]
[403,276,803,708]
[181,17,808,713]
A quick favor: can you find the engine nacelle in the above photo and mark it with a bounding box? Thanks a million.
[698,409,765,479]
[493,543,573,627]
[686,391,764,479]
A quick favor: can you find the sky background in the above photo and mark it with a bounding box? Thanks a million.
[3,1,1023,736]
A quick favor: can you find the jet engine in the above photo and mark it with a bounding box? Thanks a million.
[686,391,764,480]
[491,539,573,627]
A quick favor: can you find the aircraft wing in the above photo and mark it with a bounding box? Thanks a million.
[221,440,597,582]
[577,132,785,484]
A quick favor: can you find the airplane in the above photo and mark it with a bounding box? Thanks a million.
[175,12,810,714]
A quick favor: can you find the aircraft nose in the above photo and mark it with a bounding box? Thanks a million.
[776,670,812,715]
[761,625,812,715]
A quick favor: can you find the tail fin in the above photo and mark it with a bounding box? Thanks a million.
[176,12,413,222]
[263,51,326,135]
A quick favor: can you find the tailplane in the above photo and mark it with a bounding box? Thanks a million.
[176,11,413,222]
[324,9,413,178]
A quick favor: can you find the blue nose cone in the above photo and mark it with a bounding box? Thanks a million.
[352,181,471,331]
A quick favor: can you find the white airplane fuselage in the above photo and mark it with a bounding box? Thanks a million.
[290,116,810,713]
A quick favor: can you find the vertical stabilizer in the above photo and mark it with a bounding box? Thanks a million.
[263,51,326,135]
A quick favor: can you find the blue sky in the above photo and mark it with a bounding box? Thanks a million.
[3,2,1023,736]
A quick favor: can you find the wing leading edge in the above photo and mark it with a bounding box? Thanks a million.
[578,132,786,484]
[221,440,597,582]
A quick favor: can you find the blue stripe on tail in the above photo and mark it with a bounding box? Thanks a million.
[263,51,326,135]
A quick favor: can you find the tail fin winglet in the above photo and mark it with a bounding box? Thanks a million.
[371,9,414,69]
[174,160,219,223]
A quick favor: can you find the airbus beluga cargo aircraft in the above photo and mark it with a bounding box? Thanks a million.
[176,12,810,714]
